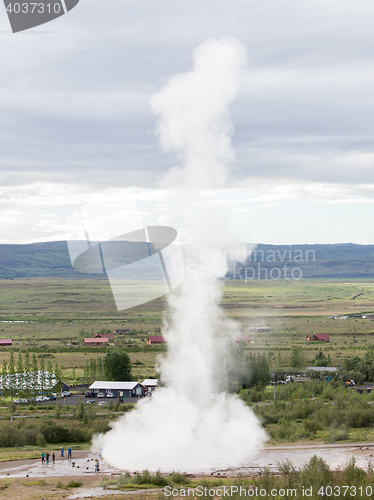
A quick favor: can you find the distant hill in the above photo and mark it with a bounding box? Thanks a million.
[0,241,80,278]
[0,241,374,280]
[226,243,374,280]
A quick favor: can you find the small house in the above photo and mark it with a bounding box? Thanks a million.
[94,333,114,340]
[305,334,330,342]
[233,336,252,343]
[147,336,165,345]
[0,338,12,346]
[142,378,159,394]
[89,381,145,399]
[84,337,109,346]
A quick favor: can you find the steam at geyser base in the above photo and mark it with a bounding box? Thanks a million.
[93,38,267,471]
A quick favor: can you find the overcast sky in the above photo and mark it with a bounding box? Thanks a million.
[1,0,374,244]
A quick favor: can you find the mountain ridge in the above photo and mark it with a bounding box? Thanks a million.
[0,241,373,279]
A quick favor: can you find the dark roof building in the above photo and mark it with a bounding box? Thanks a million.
[89,381,145,399]
[94,333,114,340]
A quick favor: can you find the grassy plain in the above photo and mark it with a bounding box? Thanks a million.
[1,278,374,497]
[1,278,374,381]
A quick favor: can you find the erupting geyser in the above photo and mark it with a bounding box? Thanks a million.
[93,37,267,471]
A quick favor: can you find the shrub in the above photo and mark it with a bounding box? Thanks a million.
[92,420,111,434]
[152,471,168,487]
[325,425,349,443]
[169,471,189,485]
[342,458,367,485]
[24,428,39,445]
[117,472,132,487]
[298,455,333,489]
[74,402,85,420]
[67,480,82,488]
[40,421,70,443]
[36,433,46,447]
[54,405,61,419]
[133,470,153,485]
[303,419,321,438]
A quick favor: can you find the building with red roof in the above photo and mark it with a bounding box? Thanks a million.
[305,334,330,342]
[84,337,109,346]
[0,339,12,346]
[233,335,252,343]
[147,336,165,345]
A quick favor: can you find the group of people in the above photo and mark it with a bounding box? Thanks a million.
[59,447,72,458]
[41,447,72,464]
[40,451,55,465]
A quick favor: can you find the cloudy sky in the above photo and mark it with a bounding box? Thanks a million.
[1,0,374,244]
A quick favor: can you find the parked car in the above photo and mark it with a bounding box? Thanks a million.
[35,396,43,402]
[49,394,56,400]
[98,401,108,407]
[85,400,94,405]
[96,392,104,398]
[61,391,71,397]
[106,392,114,398]
[85,391,95,398]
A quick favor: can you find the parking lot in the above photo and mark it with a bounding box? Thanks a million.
[12,392,138,407]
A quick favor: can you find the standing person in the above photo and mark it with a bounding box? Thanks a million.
[52,452,55,464]
[46,451,49,465]
[68,447,72,459]
[41,452,45,464]
[60,447,64,457]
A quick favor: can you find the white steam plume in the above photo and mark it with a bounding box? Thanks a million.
[93,37,267,472]
[152,37,246,190]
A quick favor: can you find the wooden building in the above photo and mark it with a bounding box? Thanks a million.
[84,337,109,346]
[305,334,330,342]
[0,338,12,346]
[147,335,165,345]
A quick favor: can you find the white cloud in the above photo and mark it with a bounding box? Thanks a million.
[2,0,374,242]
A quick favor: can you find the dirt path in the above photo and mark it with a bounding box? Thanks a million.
[0,451,105,478]
[210,442,374,476]
[0,450,91,471]
[1,442,374,480]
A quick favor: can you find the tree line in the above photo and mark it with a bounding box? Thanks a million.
[83,350,132,383]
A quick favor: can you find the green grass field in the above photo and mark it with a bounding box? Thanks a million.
[0,278,374,381]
